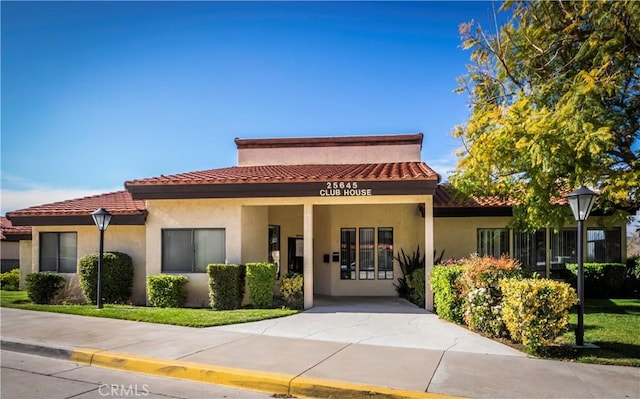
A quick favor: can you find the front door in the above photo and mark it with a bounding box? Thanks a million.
[288,237,303,274]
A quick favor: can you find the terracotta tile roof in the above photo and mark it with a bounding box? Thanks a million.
[434,184,515,208]
[434,184,569,208]
[125,162,439,187]
[235,133,424,149]
[6,191,147,226]
[0,217,32,240]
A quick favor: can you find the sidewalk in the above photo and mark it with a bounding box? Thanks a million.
[1,306,639,399]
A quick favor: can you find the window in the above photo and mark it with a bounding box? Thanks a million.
[162,229,225,272]
[514,230,546,276]
[268,225,281,279]
[587,228,621,263]
[40,232,77,273]
[477,229,509,257]
[377,228,394,280]
[359,228,375,280]
[550,229,577,278]
[340,228,356,280]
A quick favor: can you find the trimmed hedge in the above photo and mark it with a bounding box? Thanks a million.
[246,262,277,308]
[78,252,134,305]
[565,263,626,298]
[208,264,245,310]
[25,272,66,304]
[500,278,577,354]
[407,268,426,308]
[0,269,20,291]
[147,274,188,308]
[430,265,466,324]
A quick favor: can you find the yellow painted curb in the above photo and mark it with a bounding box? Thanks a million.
[71,347,291,396]
[291,376,468,399]
[71,347,469,399]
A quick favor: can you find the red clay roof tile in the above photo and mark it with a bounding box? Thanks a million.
[6,191,147,218]
[0,217,32,240]
[234,133,424,149]
[125,162,440,187]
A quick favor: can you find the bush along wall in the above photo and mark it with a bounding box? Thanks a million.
[500,278,577,354]
[280,273,303,309]
[147,275,188,308]
[565,263,626,298]
[246,262,277,308]
[407,268,426,308]
[208,264,246,310]
[25,272,66,304]
[78,252,134,305]
[430,264,466,324]
[0,269,20,291]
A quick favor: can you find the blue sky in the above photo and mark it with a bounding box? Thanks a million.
[3,1,504,214]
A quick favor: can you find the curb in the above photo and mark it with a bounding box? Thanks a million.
[3,339,467,399]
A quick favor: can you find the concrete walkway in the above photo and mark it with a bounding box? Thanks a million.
[1,298,639,399]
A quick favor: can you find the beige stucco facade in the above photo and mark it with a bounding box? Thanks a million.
[144,194,433,308]
[25,225,146,304]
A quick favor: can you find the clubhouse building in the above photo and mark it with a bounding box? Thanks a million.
[6,133,629,309]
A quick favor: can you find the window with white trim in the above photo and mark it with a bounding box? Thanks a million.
[359,228,375,280]
[587,227,621,263]
[377,227,394,280]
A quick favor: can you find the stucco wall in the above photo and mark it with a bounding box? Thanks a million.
[433,216,628,263]
[312,203,426,296]
[19,240,32,290]
[30,225,146,304]
[238,144,421,166]
[145,199,243,307]
[242,206,269,263]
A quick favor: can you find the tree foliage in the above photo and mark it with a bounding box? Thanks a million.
[451,0,639,230]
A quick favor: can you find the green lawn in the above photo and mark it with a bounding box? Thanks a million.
[0,290,298,328]
[552,299,640,367]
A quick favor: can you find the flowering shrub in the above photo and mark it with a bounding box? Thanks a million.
[500,278,577,353]
[460,255,522,338]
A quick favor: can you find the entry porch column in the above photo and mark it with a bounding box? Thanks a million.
[424,196,434,311]
[303,202,314,309]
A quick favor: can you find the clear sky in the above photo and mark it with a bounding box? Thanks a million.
[1,1,505,215]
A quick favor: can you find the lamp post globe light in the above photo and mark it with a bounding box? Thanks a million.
[91,208,112,309]
[565,186,597,347]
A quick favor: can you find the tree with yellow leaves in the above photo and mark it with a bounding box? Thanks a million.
[452,0,639,230]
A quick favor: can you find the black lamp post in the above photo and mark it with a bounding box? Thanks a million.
[91,207,112,309]
[565,186,597,346]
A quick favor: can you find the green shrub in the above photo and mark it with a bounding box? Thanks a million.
[78,252,134,305]
[147,274,188,308]
[0,269,20,291]
[407,268,426,308]
[208,264,245,310]
[430,265,466,324]
[25,272,66,304]
[394,247,425,299]
[565,263,626,298]
[246,262,277,308]
[460,256,522,338]
[280,273,304,309]
[500,278,578,354]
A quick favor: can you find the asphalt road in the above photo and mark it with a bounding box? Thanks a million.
[0,350,276,399]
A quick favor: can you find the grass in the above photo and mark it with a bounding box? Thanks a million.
[0,290,298,328]
[548,298,640,367]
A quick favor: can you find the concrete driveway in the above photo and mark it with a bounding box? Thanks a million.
[212,296,526,357]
